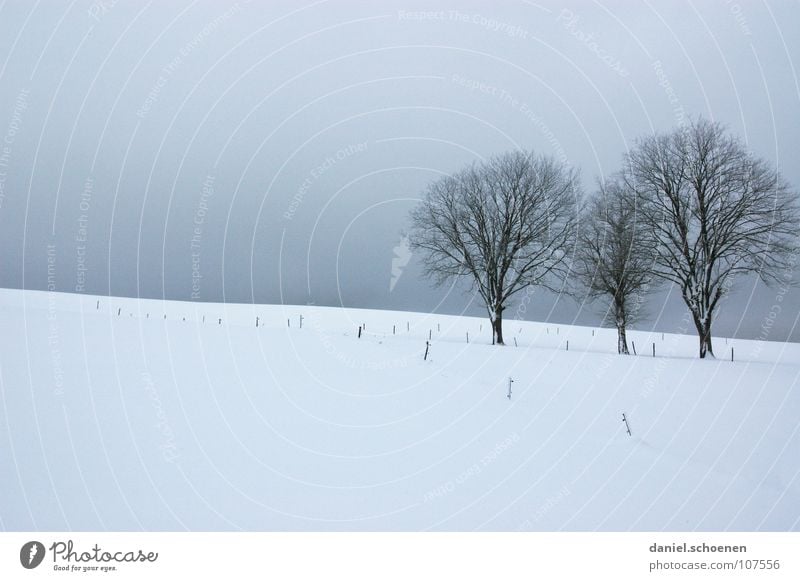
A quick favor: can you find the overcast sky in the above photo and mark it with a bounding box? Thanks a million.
[0,0,798,342]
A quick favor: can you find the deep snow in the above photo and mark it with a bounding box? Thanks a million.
[0,288,798,531]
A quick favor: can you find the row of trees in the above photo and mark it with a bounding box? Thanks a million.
[409,118,799,358]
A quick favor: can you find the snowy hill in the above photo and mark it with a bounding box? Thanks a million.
[0,288,798,531]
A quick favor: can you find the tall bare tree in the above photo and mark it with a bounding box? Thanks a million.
[572,178,655,354]
[410,150,579,345]
[624,118,799,358]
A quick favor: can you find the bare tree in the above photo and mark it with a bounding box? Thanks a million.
[624,118,799,358]
[410,150,579,345]
[572,178,654,354]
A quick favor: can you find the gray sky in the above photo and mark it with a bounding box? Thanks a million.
[0,0,798,342]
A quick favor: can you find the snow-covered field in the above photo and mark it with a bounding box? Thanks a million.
[1,288,798,531]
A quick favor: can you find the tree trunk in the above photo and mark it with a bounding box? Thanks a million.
[493,307,505,345]
[617,324,629,354]
[614,304,629,355]
[695,317,714,359]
